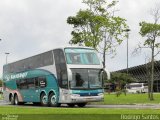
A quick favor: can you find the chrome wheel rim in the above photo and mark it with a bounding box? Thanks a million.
[15,96,18,105]
[42,95,47,104]
[51,95,56,105]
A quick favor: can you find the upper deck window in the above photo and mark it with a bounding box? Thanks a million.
[3,51,53,74]
[65,48,100,65]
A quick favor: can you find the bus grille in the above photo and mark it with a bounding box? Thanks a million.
[79,93,98,96]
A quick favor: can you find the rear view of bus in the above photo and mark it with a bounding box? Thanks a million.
[3,46,109,107]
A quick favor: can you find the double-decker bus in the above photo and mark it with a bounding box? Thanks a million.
[3,46,109,107]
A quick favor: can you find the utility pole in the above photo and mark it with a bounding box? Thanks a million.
[124,29,131,74]
[5,53,10,64]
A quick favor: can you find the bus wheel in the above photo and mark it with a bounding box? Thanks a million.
[10,94,15,105]
[49,93,60,107]
[67,103,75,107]
[14,95,20,105]
[40,93,48,106]
[77,103,87,107]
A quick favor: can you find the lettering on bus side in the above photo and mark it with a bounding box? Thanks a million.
[4,72,28,81]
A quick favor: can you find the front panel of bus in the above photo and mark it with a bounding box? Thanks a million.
[56,47,104,103]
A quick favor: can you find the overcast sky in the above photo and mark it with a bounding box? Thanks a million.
[0,0,159,77]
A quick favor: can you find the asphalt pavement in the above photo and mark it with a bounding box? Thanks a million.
[0,100,160,109]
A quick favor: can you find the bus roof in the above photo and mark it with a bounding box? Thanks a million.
[3,46,96,74]
[4,46,94,67]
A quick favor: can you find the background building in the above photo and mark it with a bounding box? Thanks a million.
[113,61,160,92]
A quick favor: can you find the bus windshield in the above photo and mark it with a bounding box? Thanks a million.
[65,48,100,65]
[70,69,102,89]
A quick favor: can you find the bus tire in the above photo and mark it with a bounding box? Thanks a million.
[77,103,87,107]
[10,94,15,105]
[67,103,75,107]
[14,94,20,105]
[48,93,60,107]
[40,93,48,106]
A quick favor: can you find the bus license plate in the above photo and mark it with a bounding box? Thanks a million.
[86,98,94,101]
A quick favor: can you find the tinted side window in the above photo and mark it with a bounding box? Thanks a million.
[27,78,35,88]
[35,77,39,87]
[16,77,47,89]
[4,51,54,73]
[19,79,27,89]
[39,77,47,88]
[54,49,68,88]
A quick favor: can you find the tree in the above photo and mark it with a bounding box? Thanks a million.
[109,72,134,90]
[134,7,160,100]
[67,0,129,68]
[0,79,2,87]
[106,72,134,96]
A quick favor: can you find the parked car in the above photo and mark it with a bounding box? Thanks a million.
[125,83,148,93]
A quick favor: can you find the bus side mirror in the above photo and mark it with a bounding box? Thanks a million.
[103,68,110,80]
[100,68,110,89]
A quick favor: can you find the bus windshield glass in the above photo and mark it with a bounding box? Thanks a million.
[70,69,102,89]
[65,48,100,65]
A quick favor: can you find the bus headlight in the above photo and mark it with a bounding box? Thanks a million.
[98,93,104,97]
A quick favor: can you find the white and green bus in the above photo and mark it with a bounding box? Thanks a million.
[3,46,109,107]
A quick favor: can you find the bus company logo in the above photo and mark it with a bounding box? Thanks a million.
[5,72,28,81]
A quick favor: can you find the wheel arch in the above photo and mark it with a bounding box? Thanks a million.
[40,90,47,97]
[9,93,13,102]
[48,90,56,97]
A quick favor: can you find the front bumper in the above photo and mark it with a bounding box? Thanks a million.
[70,94,104,103]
